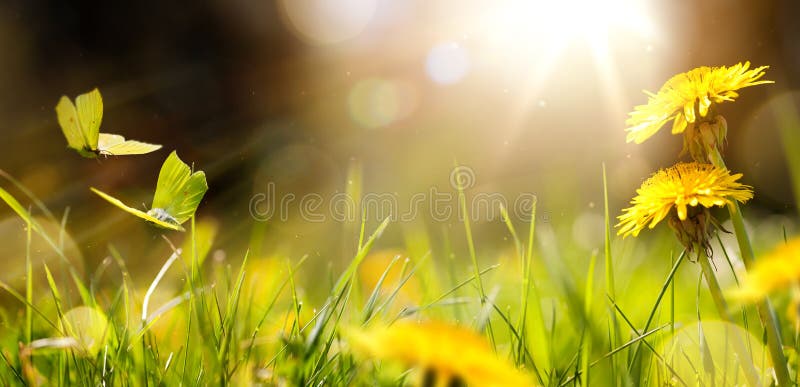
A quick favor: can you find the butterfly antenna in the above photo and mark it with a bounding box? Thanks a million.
[141,203,149,211]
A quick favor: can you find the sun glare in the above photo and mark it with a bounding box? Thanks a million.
[482,0,656,51]
[473,0,659,137]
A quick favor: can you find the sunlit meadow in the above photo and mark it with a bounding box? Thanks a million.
[2,1,800,386]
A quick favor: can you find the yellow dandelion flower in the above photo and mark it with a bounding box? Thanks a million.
[347,321,534,387]
[617,162,752,238]
[729,237,800,301]
[626,62,772,144]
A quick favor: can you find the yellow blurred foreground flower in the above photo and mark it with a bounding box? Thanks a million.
[729,237,800,301]
[347,321,534,387]
[617,162,752,254]
[626,62,771,145]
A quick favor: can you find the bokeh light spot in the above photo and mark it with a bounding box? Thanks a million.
[0,216,83,296]
[278,0,377,45]
[655,321,770,385]
[348,78,417,129]
[572,211,604,250]
[61,306,110,357]
[425,42,470,85]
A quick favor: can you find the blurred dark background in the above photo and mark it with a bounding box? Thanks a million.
[1,0,799,284]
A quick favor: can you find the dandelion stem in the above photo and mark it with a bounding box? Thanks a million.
[707,142,791,386]
[696,245,763,387]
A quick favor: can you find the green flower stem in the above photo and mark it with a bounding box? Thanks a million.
[707,143,790,386]
[697,245,763,387]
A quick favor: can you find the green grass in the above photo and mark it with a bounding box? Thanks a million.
[0,162,798,387]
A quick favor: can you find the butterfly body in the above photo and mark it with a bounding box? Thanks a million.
[77,146,108,159]
[147,208,180,225]
[78,147,100,159]
[56,89,162,158]
[91,151,208,232]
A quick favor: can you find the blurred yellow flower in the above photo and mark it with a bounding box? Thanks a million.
[729,237,800,301]
[617,162,752,238]
[625,62,771,144]
[358,250,420,305]
[347,321,534,387]
[243,256,314,340]
[245,256,286,305]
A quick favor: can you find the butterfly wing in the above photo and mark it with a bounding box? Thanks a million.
[151,151,208,224]
[74,89,103,150]
[55,96,90,152]
[97,133,124,149]
[97,133,162,156]
[168,171,208,224]
[152,151,191,210]
[90,187,184,231]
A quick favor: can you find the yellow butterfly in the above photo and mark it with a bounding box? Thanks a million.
[56,88,162,158]
[91,151,208,231]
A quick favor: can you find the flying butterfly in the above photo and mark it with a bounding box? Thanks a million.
[91,151,208,231]
[56,88,162,157]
